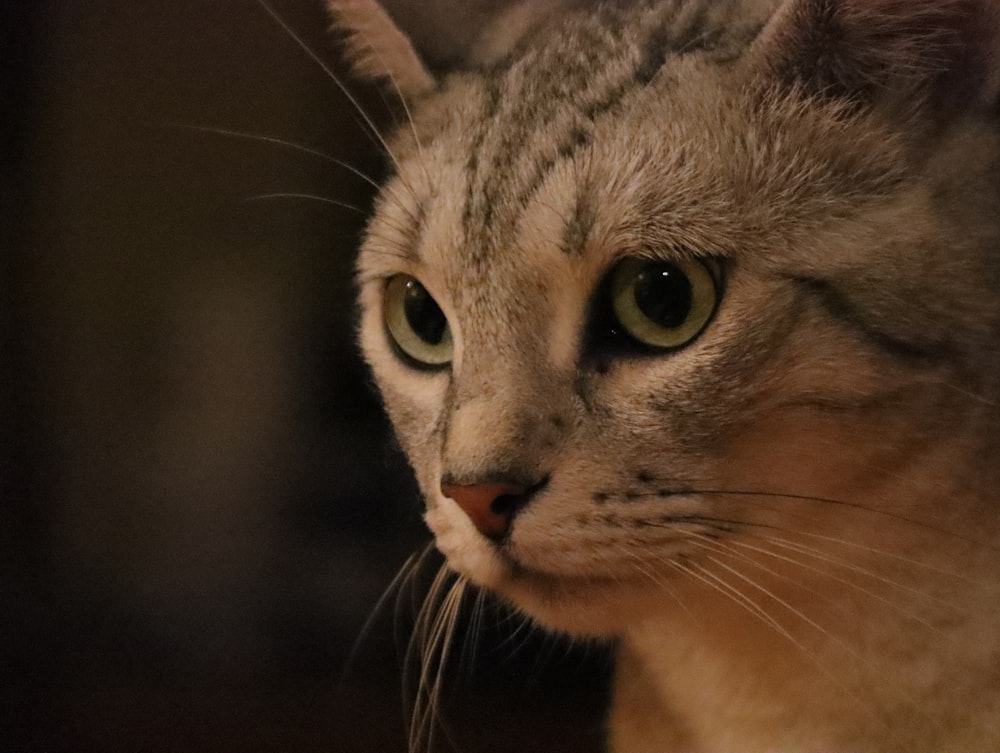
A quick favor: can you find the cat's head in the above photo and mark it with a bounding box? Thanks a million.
[333,0,1000,635]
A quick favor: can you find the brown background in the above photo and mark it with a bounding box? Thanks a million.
[3,2,610,752]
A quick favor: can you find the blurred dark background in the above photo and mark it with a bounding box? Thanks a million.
[3,2,610,752]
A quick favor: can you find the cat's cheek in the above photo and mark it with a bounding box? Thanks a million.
[424,502,509,588]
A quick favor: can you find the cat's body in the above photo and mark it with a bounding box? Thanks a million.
[330,0,1000,748]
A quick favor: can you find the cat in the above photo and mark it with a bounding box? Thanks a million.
[328,0,1000,749]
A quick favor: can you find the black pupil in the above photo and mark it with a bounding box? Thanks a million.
[403,280,447,344]
[633,263,692,329]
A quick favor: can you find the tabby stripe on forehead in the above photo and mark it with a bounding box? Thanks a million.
[464,67,646,256]
[461,75,504,241]
[461,8,738,258]
[562,186,596,257]
[401,199,427,260]
[512,33,679,208]
[510,78,629,209]
[461,21,635,253]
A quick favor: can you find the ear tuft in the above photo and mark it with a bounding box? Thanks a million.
[756,0,999,113]
[328,0,435,99]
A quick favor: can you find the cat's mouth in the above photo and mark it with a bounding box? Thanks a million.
[447,536,673,636]
[502,551,628,587]
[425,497,625,591]
[429,483,732,583]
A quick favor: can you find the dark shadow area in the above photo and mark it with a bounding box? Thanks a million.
[4,2,611,752]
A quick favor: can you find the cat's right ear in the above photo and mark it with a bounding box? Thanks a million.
[327,0,436,99]
[329,0,589,94]
[753,0,1000,119]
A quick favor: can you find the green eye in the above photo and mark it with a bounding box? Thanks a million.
[383,275,452,367]
[609,257,718,350]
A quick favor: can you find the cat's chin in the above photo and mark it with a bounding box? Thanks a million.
[497,567,666,637]
[425,505,658,637]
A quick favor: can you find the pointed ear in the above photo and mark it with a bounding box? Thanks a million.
[754,0,1000,116]
[327,0,435,99]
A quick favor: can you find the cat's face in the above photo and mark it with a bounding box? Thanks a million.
[351,0,1000,635]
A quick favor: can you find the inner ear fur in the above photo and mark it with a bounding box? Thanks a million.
[754,0,1000,117]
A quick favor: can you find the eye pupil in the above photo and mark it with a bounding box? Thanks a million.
[633,264,692,330]
[403,280,447,345]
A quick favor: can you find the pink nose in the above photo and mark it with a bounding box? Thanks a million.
[440,481,529,539]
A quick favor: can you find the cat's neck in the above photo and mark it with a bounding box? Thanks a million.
[610,438,1000,751]
[615,589,1000,750]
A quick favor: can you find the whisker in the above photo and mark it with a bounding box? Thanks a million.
[254,0,409,182]
[164,124,423,238]
[637,523,939,731]
[455,587,488,681]
[670,558,808,655]
[761,526,983,582]
[612,541,692,617]
[490,602,536,659]
[364,213,425,244]
[720,546,925,726]
[244,192,365,214]
[681,557,884,711]
[351,29,432,190]
[394,544,439,663]
[643,511,965,626]
[702,551,861,660]
[682,531,828,595]
[162,122,383,189]
[403,563,453,752]
[686,504,982,584]
[669,488,1000,554]
[354,251,421,279]
[724,534,949,631]
[339,546,425,691]
[754,532,968,610]
[413,576,466,753]
[937,379,1000,407]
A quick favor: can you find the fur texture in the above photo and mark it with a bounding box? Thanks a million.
[336,0,1000,749]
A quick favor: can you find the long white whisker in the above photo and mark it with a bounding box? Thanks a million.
[754,532,966,612]
[456,587,488,681]
[937,379,999,407]
[404,563,453,752]
[340,547,425,690]
[723,534,947,632]
[413,577,466,753]
[612,541,692,618]
[244,192,365,213]
[759,525,981,583]
[702,551,860,658]
[490,602,536,658]
[350,26,432,190]
[254,0,407,179]
[681,557,883,713]
[697,489,998,552]
[394,545,439,663]
[671,559,807,653]
[163,123,383,189]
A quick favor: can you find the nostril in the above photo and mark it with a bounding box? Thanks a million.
[491,475,548,517]
[490,492,523,517]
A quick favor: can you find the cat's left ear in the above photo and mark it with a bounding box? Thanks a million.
[327,0,436,99]
[753,0,1000,119]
